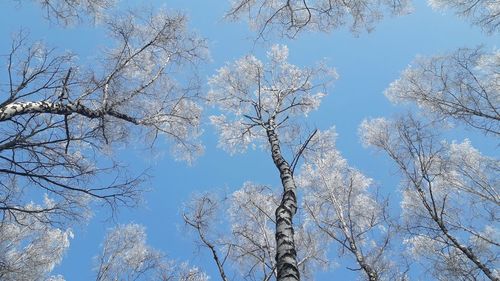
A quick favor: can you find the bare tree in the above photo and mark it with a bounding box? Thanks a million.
[360,115,499,281]
[385,47,499,136]
[226,0,412,38]
[0,9,206,226]
[95,224,208,281]
[208,44,335,281]
[427,0,499,34]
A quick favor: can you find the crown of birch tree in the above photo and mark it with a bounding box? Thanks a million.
[428,0,499,34]
[208,44,336,155]
[385,47,500,136]
[226,0,412,38]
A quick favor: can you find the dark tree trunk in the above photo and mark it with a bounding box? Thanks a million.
[265,119,300,281]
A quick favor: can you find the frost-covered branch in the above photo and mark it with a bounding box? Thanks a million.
[360,115,499,280]
[428,0,499,34]
[298,128,404,281]
[27,0,116,25]
[209,44,335,155]
[0,9,206,226]
[385,47,500,136]
[182,193,230,281]
[183,184,328,281]
[94,224,208,281]
[0,209,72,281]
[226,0,412,38]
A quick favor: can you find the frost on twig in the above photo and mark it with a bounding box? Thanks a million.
[0,9,206,226]
[226,0,412,39]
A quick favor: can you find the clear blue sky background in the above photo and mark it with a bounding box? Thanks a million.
[0,1,497,280]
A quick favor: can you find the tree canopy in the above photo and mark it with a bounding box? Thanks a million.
[0,0,498,281]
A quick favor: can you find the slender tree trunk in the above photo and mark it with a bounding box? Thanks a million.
[416,185,499,281]
[199,230,229,281]
[328,195,379,281]
[347,235,378,281]
[265,119,300,281]
[437,222,499,281]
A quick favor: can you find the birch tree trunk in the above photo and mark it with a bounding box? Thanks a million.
[344,229,379,281]
[415,182,499,281]
[265,119,300,281]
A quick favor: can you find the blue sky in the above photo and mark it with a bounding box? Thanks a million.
[0,1,497,280]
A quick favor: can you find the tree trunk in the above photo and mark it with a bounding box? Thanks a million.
[0,101,140,124]
[334,197,379,281]
[348,237,378,281]
[265,119,300,281]
[416,185,499,281]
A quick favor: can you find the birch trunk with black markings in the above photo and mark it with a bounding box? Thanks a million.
[266,118,300,281]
